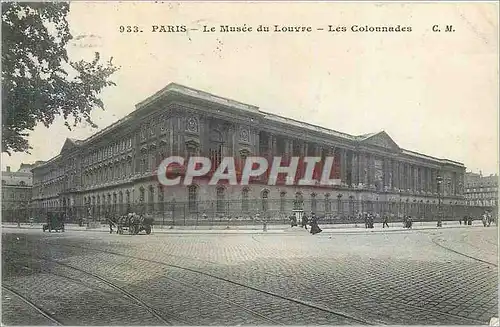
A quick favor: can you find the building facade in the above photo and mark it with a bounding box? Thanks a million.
[465,172,498,215]
[31,83,466,223]
[2,164,35,222]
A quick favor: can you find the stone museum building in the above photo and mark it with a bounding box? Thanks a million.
[31,83,467,223]
[2,164,35,222]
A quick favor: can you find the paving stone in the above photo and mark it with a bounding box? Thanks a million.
[1,227,498,325]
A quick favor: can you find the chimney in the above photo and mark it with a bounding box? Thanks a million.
[6,166,10,172]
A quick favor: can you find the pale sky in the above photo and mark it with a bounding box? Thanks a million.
[2,2,498,175]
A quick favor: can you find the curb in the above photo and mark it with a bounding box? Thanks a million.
[2,224,487,235]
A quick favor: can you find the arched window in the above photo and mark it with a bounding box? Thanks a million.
[324,193,331,213]
[311,193,317,213]
[241,188,249,212]
[261,189,269,212]
[209,130,224,169]
[188,185,198,213]
[216,186,225,213]
[337,194,343,214]
[139,187,145,203]
[280,192,286,212]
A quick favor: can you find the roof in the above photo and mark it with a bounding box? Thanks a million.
[1,167,33,187]
[32,83,465,169]
[262,111,356,140]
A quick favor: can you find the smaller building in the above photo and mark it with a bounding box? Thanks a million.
[1,163,35,223]
[464,171,498,216]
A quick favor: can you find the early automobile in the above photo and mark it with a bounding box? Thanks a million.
[43,212,65,232]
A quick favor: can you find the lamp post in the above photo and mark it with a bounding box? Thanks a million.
[437,175,443,227]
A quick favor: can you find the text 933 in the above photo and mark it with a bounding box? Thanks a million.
[119,26,142,33]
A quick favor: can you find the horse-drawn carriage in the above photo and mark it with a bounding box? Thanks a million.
[114,213,153,235]
[43,212,65,232]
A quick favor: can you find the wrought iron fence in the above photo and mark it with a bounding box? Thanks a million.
[3,199,496,227]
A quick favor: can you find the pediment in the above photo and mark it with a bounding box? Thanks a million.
[360,131,400,151]
[60,139,76,153]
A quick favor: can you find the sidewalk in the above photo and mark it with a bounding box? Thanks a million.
[2,220,491,234]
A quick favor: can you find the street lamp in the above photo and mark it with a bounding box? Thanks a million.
[437,175,443,227]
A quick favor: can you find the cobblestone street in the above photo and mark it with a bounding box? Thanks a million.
[2,226,498,325]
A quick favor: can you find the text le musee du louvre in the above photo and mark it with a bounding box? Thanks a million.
[150,24,412,33]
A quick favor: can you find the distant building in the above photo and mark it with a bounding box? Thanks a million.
[465,171,498,211]
[1,163,35,222]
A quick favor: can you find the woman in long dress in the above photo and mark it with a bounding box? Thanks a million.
[309,213,322,235]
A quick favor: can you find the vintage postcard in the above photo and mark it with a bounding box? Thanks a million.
[1,1,498,326]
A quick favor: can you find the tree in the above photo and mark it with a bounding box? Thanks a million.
[1,2,119,155]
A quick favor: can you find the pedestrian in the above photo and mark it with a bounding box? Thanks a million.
[290,213,297,227]
[407,216,413,229]
[482,212,488,227]
[383,215,389,228]
[309,212,322,235]
[364,213,369,229]
[108,215,114,234]
[301,213,308,230]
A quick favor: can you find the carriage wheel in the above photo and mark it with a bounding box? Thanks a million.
[145,226,151,235]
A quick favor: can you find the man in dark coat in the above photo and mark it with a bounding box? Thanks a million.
[290,213,298,227]
[301,213,308,230]
[383,215,389,228]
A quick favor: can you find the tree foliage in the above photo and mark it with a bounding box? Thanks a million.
[1,2,119,155]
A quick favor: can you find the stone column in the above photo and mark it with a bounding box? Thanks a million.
[340,148,347,185]
[387,159,393,189]
[422,168,426,192]
[253,129,260,155]
[382,159,389,189]
[412,166,416,192]
[267,134,273,155]
[402,163,407,191]
[407,164,412,191]
[284,139,290,158]
[427,168,432,193]
[363,153,369,186]
[351,151,358,186]
[415,166,422,192]
[367,154,375,187]
[315,145,322,156]
[392,160,399,190]
[400,162,404,190]
[432,169,437,193]
[324,146,334,182]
